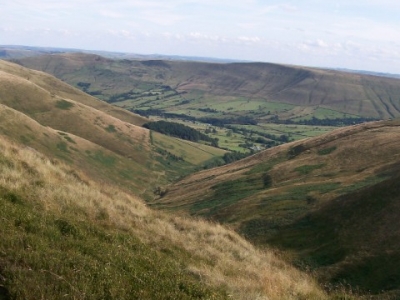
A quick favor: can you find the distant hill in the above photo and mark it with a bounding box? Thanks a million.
[154,119,400,297]
[335,68,400,80]
[13,52,400,121]
[0,45,238,63]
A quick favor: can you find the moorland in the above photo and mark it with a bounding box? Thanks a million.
[1,46,400,299]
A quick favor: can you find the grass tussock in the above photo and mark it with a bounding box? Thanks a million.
[0,134,327,299]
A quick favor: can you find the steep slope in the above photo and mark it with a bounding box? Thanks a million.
[154,119,400,297]
[0,104,159,197]
[14,53,400,120]
[0,133,328,300]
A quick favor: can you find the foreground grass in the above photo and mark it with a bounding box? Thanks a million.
[0,135,327,300]
[1,198,225,299]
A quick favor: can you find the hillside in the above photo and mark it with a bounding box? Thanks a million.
[14,52,400,120]
[154,119,400,297]
[0,133,329,300]
[0,58,148,126]
[0,59,226,198]
[271,170,400,296]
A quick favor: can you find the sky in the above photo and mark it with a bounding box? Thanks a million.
[1,0,400,73]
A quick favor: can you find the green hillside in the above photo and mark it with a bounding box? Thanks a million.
[270,172,400,296]
[154,119,400,298]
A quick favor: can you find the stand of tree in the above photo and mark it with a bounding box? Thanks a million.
[143,120,219,147]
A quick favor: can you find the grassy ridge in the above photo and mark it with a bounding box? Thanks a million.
[0,134,328,300]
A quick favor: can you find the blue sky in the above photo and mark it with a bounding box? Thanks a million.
[1,0,400,73]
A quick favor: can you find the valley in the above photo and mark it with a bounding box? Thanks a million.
[1,51,400,299]
[14,52,399,153]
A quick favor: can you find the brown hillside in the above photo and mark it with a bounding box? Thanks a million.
[0,60,160,197]
[0,59,148,126]
[0,103,155,197]
[0,67,150,159]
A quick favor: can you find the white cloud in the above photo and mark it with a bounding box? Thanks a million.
[279,4,298,12]
[237,36,261,44]
[140,10,185,26]
[99,10,124,19]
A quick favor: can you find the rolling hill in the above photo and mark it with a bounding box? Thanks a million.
[13,52,400,120]
[153,119,400,297]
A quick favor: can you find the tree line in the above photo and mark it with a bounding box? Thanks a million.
[271,116,378,126]
[143,121,219,147]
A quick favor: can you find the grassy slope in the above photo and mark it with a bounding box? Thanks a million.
[0,59,226,197]
[0,134,327,300]
[15,53,400,119]
[0,58,148,126]
[154,119,400,297]
[270,172,400,296]
[0,104,158,197]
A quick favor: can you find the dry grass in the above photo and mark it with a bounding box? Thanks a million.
[0,65,151,158]
[0,134,327,299]
[0,59,149,126]
[141,215,327,300]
